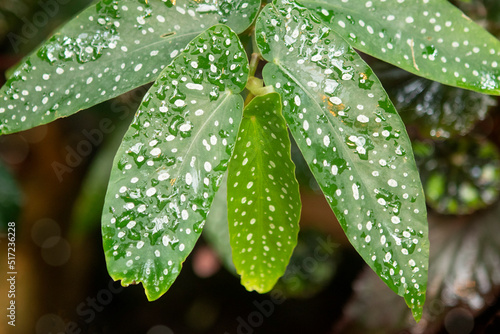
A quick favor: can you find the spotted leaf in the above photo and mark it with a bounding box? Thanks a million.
[256,0,429,321]
[0,0,260,135]
[303,0,500,95]
[227,92,301,293]
[102,24,248,301]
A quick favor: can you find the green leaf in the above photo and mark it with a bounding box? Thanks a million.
[338,269,410,333]
[0,161,22,232]
[303,0,500,95]
[202,175,236,273]
[70,118,131,238]
[227,92,301,293]
[0,0,260,135]
[256,0,429,320]
[101,24,249,301]
[275,229,339,298]
[413,138,500,215]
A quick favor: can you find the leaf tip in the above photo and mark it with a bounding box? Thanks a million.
[405,290,426,323]
[144,286,164,302]
[241,276,275,294]
[108,272,167,302]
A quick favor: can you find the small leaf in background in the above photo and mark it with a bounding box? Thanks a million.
[426,205,500,313]
[304,0,500,95]
[372,62,497,139]
[413,138,500,215]
[70,118,131,238]
[256,0,429,320]
[0,160,22,231]
[291,136,322,193]
[227,92,301,293]
[0,0,260,135]
[202,175,236,273]
[274,229,339,299]
[102,24,248,301]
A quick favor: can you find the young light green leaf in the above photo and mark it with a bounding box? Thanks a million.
[70,118,131,237]
[303,0,500,95]
[102,24,249,301]
[0,0,260,135]
[227,92,301,293]
[256,0,429,320]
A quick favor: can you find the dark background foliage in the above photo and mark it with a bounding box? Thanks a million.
[1,1,500,333]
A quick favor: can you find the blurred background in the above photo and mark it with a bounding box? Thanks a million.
[1,0,500,333]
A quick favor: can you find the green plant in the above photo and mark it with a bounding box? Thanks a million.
[2,0,500,322]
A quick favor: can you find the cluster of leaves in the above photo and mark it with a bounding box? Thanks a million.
[2,0,500,322]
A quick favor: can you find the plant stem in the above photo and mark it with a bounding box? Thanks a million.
[245,52,261,107]
[244,91,255,107]
[248,52,261,78]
